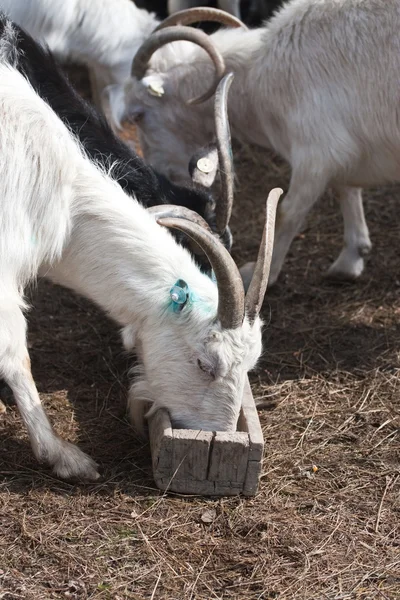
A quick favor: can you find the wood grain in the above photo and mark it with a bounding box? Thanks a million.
[149,377,264,496]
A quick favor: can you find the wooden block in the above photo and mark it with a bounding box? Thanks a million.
[243,460,263,497]
[171,429,214,481]
[208,432,249,483]
[238,379,264,461]
[148,408,173,488]
[149,377,264,496]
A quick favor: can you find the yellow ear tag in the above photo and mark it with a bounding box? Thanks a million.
[147,82,165,97]
[197,157,213,173]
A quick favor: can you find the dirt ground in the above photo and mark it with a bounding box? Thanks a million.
[0,65,399,600]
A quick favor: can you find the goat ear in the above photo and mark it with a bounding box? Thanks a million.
[188,144,219,188]
[101,83,128,130]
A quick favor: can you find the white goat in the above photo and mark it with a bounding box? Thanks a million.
[0,0,159,108]
[115,0,400,287]
[0,40,278,479]
[0,0,242,112]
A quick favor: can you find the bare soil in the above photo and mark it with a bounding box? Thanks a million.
[0,66,399,600]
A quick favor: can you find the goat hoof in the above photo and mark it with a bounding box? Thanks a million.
[358,243,372,258]
[325,262,363,282]
[50,440,100,482]
[326,248,367,281]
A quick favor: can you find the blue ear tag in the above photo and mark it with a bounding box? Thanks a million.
[170,279,190,313]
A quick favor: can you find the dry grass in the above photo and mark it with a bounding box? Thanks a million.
[0,66,399,600]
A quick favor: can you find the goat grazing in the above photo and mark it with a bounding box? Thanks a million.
[0,13,237,408]
[115,0,400,287]
[0,20,280,479]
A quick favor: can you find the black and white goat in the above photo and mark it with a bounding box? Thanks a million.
[0,19,280,480]
[113,0,400,287]
[1,14,235,266]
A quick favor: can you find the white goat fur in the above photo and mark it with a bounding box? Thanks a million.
[120,0,400,285]
[0,0,160,109]
[0,44,263,480]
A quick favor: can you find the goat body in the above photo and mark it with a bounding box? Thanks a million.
[123,0,400,285]
[0,18,263,480]
[0,0,159,109]
[4,16,229,258]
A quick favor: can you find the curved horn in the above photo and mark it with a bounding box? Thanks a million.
[154,7,248,32]
[157,218,244,329]
[214,72,234,234]
[245,188,283,325]
[147,204,212,231]
[131,26,225,105]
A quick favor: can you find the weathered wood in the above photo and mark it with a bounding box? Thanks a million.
[148,407,173,487]
[149,377,264,496]
[243,460,263,496]
[241,378,264,462]
[240,380,264,495]
[151,478,245,496]
[172,429,213,481]
[208,431,249,484]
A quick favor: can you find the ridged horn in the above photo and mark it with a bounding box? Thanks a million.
[147,204,212,231]
[245,188,283,325]
[214,72,234,234]
[154,7,248,32]
[131,26,225,105]
[157,217,245,329]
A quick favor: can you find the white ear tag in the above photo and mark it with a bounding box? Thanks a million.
[147,82,165,97]
[197,157,214,174]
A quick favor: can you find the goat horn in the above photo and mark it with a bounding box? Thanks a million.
[154,7,248,32]
[157,217,244,329]
[245,188,283,325]
[214,72,234,234]
[147,204,212,231]
[131,26,225,105]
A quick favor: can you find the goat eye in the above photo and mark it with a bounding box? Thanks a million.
[197,359,216,380]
